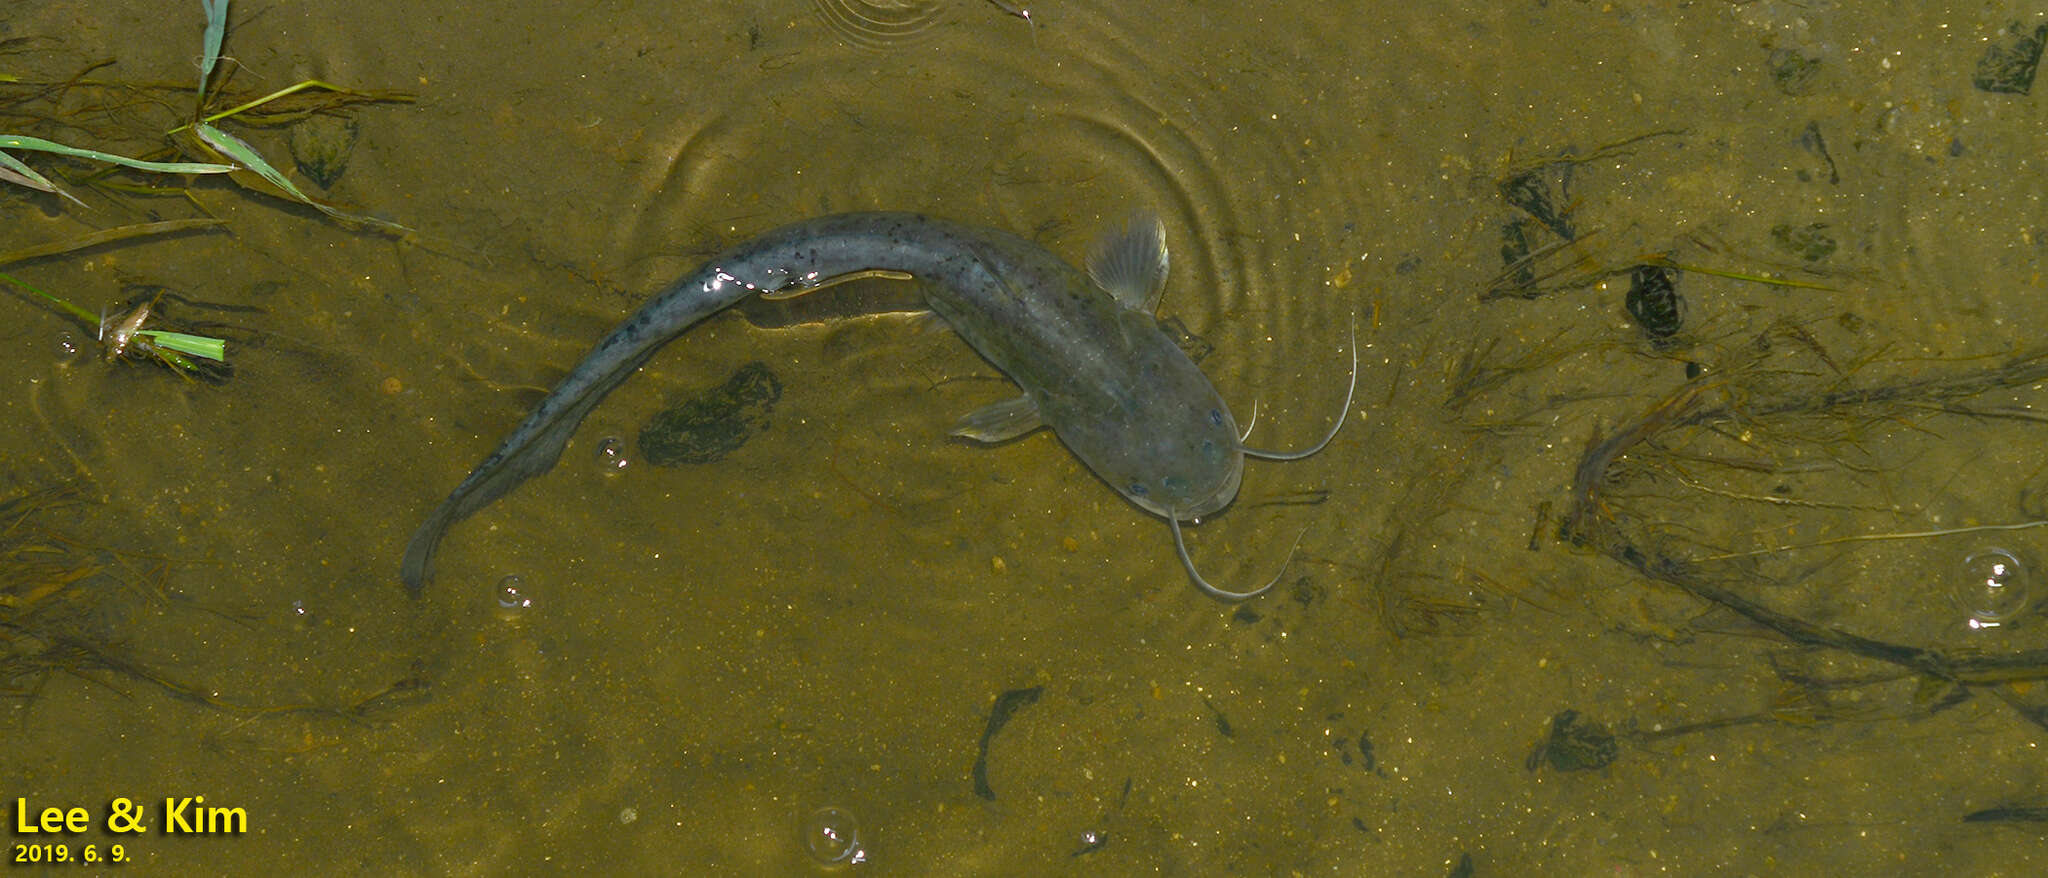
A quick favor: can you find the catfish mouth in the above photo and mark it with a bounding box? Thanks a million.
[1178,459,1243,521]
[1131,458,1241,523]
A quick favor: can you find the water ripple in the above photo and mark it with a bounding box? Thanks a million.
[608,5,1364,412]
[810,0,950,51]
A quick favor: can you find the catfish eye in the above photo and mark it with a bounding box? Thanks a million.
[1127,482,1148,496]
[1207,409,1225,427]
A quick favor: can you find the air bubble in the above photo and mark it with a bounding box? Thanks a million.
[1073,827,1108,855]
[53,330,83,363]
[495,574,533,622]
[1954,547,2030,630]
[595,436,630,473]
[799,805,867,868]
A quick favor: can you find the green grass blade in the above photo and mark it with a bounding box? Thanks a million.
[0,270,99,325]
[0,135,235,174]
[135,330,227,362]
[0,150,59,190]
[195,121,412,233]
[0,149,84,205]
[199,0,230,105]
[193,122,315,204]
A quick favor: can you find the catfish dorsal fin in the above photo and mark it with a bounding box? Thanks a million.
[1086,212,1169,312]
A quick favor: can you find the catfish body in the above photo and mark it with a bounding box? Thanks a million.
[402,212,1243,592]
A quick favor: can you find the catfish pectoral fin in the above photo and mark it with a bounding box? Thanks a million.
[950,394,1045,443]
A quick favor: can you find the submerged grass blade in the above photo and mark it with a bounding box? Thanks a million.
[1649,257,1841,292]
[193,121,316,202]
[0,164,44,190]
[0,150,85,206]
[199,0,230,106]
[135,330,226,362]
[0,152,57,189]
[0,135,235,175]
[197,80,409,126]
[0,219,226,269]
[0,270,98,325]
[195,121,411,233]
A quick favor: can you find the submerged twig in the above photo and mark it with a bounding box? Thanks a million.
[0,219,225,269]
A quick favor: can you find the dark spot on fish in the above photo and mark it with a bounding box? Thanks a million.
[638,362,782,465]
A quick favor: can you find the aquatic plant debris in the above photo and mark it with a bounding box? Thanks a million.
[971,685,1043,800]
[0,219,226,270]
[1,272,231,376]
[1973,21,2045,94]
[1560,350,2048,731]
[0,134,235,204]
[134,330,226,362]
[638,362,783,466]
